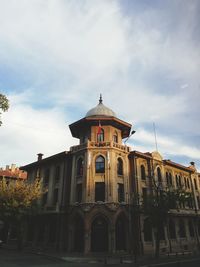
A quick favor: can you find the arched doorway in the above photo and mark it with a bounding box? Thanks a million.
[115,215,126,251]
[73,215,84,252]
[91,216,108,252]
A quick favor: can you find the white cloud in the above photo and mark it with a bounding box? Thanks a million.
[0,91,78,166]
[0,0,199,168]
[128,128,200,163]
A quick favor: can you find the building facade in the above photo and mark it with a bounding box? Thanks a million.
[21,97,200,255]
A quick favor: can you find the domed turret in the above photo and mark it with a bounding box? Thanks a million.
[86,95,116,117]
[69,95,132,139]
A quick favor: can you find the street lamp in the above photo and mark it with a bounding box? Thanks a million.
[124,130,136,144]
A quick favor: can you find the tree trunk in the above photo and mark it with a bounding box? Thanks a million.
[155,225,161,259]
[17,220,23,251]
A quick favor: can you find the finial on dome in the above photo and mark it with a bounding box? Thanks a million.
[99,94,103,104]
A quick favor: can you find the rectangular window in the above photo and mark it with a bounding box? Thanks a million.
[55,165,60,183]
[53,188,59,205]
[76,184,82,203]
[95,182,105,202]
[118,183,124,202]
[142,187,147,207]
[44,168,50,185]
[42,192,48,206]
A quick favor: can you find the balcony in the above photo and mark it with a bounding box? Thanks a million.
[71,201,128,212]
[70,140,130,153]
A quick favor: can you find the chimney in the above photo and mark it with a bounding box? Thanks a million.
[190,161,195,166]
[37,153,43,161]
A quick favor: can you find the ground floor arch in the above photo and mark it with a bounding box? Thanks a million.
[91,215,109,252]
[115,214,127,251]
[73,215,84,252]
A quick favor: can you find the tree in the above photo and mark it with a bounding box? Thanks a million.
[0,93,9,126]
[0,178,44,249]
[142,184,192,258]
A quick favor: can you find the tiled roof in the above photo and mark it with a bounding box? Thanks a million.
[0,169,27,179]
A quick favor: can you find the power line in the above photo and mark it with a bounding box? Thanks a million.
[153,122,158,151]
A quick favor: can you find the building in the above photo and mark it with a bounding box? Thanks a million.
[0,165,27,242]
[0,164,27,181]
[21,96,200,255]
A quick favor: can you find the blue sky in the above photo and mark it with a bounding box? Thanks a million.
[0,0,199,170]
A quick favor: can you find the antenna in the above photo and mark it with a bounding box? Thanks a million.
[153,122,158,151]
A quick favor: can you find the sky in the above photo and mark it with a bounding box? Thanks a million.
[0,0,199,171]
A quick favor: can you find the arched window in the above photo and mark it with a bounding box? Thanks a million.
[141,165,146,180]
[95,156,105,173]
[97,128,104,142]
[178,175,182,187]
[187,178,190,189]
[176,175,179,187]
[194,179,198,190]
[166,172,169,185]
[157,167,162,182]
[77,158,84,176]
[113,131,118,143]
[184,177,187,188]
[169,173,172,186]
[117,158,123,175]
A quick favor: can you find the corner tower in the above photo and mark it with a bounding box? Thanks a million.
[68,95,132,253]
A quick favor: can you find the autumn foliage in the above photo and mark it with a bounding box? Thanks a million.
[0,93,9,126]
[0,178,44,249]
[0,178,43,220]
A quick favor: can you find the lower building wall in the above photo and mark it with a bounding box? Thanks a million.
[141,214,200,255]
[12,208,200,256]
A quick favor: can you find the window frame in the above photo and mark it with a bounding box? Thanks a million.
[157,167,162,183]
[77,157,84,176]
[95,182,105,202]
[113,131,118,143]
[118,183,125,202]
[97,128,104,142]
[95,155,105,173]
[117,158,123,176]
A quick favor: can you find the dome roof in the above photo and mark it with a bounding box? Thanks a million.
[86,95,116,117]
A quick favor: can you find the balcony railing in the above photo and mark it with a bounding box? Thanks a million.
[70,140,130,153]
